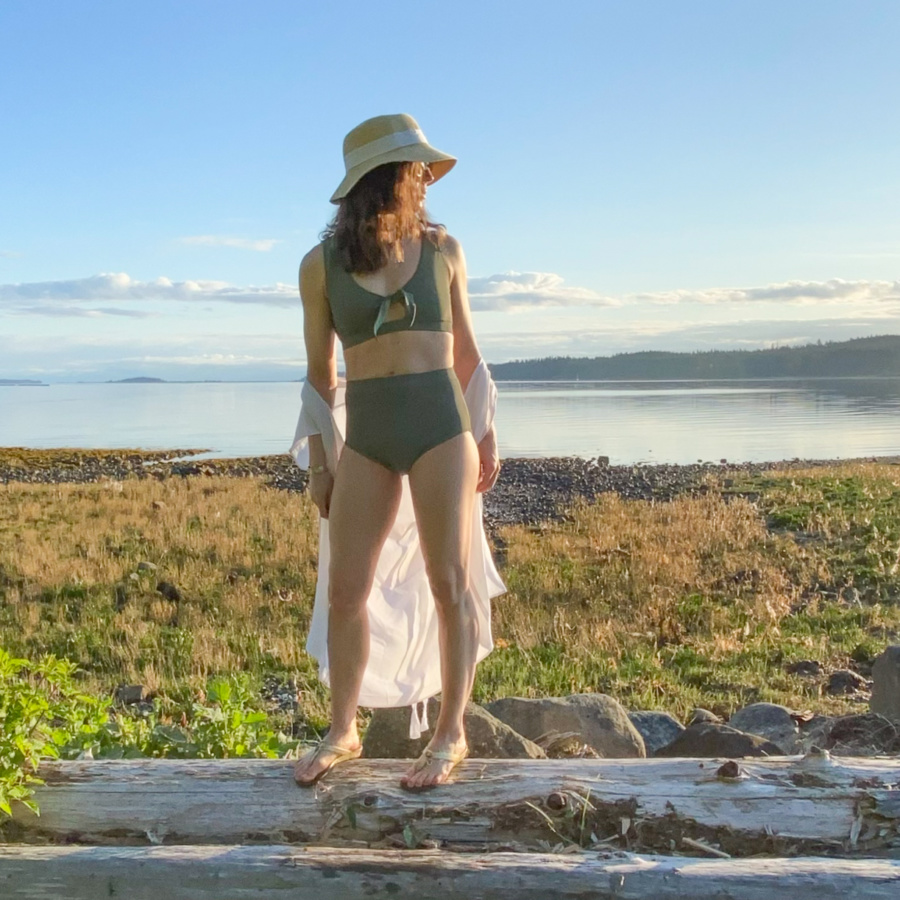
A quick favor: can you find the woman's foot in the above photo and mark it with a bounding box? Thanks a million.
[293,728,362,786]
[400,737,468,791]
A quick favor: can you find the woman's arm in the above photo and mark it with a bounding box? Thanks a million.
[299,244,338,515]
[444,234,500,493]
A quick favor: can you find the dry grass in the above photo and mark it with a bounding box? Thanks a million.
[0,476,327,720]
[2,460,899,723]
[476,462,900,717]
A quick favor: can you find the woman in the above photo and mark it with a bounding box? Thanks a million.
[290,114,504,791]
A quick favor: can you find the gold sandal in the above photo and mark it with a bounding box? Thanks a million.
[294,740,363,787]
[400,743,469,792]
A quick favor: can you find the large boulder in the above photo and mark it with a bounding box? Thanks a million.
[871,646,900,722]
[728,703,801,754]
[362,701,546,760]
[629,710,684,756]
[486,693,645,758]
[654,722,782,758]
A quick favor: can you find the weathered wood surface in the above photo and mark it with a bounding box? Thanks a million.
[10,755,900,855]
[1,846,899,900]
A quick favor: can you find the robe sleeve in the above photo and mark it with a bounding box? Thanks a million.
[289,378,346,475]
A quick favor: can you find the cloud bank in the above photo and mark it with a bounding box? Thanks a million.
[7,272,898,320]
[468,272,621,310]
[0,273,297,316]
[632,279,900,306]
[3,272,899,320]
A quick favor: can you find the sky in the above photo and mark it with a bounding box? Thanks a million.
[1,0,899,382]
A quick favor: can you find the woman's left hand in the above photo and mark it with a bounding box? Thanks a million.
[476,425,500,493]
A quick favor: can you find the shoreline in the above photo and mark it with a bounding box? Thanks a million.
[3,447,899,530]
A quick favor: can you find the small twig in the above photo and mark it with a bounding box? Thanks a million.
[523,800,572,845]
[681,836,732,859]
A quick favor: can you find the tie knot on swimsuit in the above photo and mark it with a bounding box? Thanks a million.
[374,288,417,338]
[321,235,452,350]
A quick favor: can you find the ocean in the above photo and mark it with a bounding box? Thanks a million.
[1,378,899,465]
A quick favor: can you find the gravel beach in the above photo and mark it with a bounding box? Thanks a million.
[3,447,898,534]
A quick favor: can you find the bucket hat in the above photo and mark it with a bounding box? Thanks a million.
[330,113,456,204]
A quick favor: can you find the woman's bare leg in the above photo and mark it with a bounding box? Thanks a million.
[294,446,402,784]
[401,430,480,789]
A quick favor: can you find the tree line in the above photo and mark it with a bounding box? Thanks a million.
[488,335,900,380]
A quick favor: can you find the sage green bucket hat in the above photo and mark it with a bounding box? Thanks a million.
[330,113,456,204]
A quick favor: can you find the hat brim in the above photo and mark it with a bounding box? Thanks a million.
[330,144,456,204]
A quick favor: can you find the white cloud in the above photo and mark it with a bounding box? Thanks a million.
[180,235,282,252]
[468,272,620,311]
[3,273,900,325]
[0,273,297,316]
[0,250,23,259]
[631,278,900,306]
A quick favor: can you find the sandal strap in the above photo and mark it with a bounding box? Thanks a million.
[423,745,468,763]
[319,741,360,754]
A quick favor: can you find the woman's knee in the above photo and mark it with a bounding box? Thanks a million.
[428,562,470,608]
[327,569,370,615]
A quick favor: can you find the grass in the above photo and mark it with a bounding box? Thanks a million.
[2,459,900,728]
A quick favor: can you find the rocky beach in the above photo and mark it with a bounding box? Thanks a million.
[3,447,898,535]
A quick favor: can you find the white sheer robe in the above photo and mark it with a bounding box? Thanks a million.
[289,359,506,737]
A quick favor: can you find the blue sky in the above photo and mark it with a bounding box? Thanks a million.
[1,0,899,381]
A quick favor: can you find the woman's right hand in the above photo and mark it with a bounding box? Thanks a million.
[308,470,334,519]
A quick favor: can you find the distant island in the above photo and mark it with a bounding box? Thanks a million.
[0,379,45,387]
[488,335,900,381]
[107,377,167,384]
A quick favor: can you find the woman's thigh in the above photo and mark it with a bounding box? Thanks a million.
[328,445,403,601]
[407,431,480,597]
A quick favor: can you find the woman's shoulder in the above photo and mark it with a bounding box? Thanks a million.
[299,241,327,276]
[431,231,464,280]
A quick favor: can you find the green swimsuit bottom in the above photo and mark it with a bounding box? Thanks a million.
[345,367,471,474]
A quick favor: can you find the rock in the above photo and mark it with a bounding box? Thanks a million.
[486,694,645,758]
[628,710,685,755]
[786,659,822,677]
[728,703,801,754]
[261,675,298,713]
[826,669,870,695]
[115,684,148,705]
[825,713,900,756]
[114,584,128,611]
[137,561,158,573]
[655,723,782,758]
[796,714,836,753]
[362,701,547,760]
[156,581,182,602]
[689,707,722,725]
[870,646,900,722]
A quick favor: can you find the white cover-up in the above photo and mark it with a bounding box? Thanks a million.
[289,359,507,737]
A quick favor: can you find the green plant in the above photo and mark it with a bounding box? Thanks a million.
[0,649,108,816]
[1,651,297,820]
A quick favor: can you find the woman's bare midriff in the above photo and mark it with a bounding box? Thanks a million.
[343,330,453,381]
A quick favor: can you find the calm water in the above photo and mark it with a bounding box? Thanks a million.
[1,379,899,465]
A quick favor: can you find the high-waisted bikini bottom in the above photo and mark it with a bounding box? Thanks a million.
[344,367,472,473]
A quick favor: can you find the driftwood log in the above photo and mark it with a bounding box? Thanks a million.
[8,753,900,856]
[0,846,898,900]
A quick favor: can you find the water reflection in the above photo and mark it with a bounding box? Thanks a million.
[1,379,898,465]
[493,379,900,463]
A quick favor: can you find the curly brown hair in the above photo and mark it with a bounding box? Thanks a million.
[323,161,445,274]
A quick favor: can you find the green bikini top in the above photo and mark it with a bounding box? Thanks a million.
[322,235,453,349]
